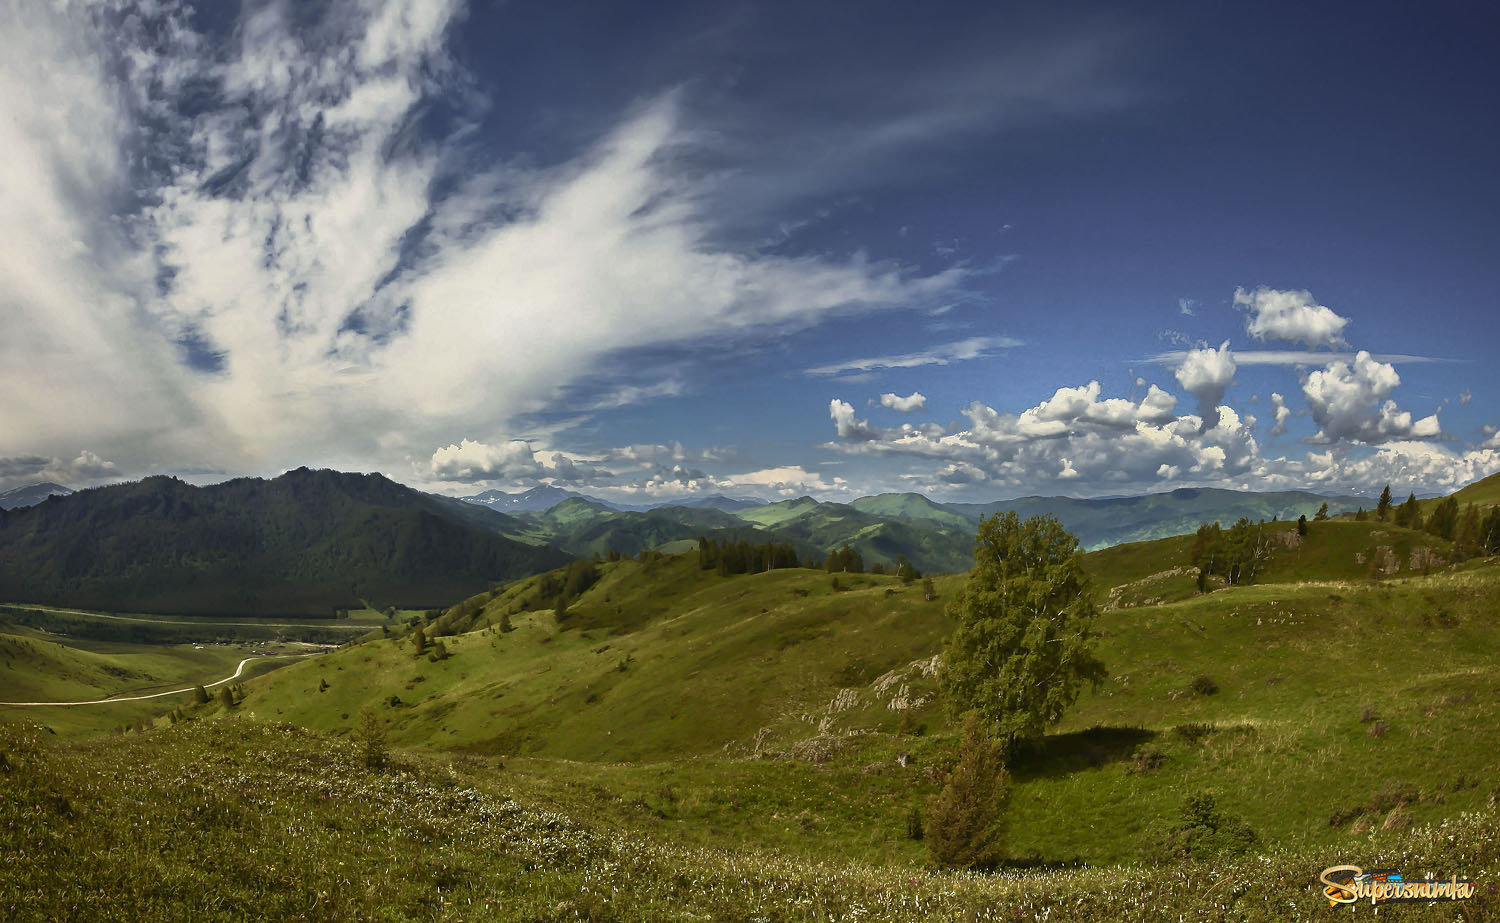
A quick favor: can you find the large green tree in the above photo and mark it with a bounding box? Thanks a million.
[939,512,1105,752]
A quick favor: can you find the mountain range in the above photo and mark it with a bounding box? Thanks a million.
[460,484,1370,570]
[0,469,566,617]
[0,470,1370,616]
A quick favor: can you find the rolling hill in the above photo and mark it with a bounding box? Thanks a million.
[0,468,569,617]
[234,510,1500,868]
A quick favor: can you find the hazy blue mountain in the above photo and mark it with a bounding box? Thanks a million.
[940,486,1370,550]
[0,482,74,510]
[658,494,766,513]
[461,485,607,513]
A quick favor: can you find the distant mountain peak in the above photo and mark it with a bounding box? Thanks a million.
[0,481,75,510]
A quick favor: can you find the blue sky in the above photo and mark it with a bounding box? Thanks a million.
[0,0,1495,502]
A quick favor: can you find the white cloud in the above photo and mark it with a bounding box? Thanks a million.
[828,378,1253,491]
[1234,286,1350,349]
[805,336,1019,377]
[1302,351,1440,444]
[1268,392,1292,436]
[1147,349,1446,367]
[1258,442,1499,497]
[0,1,964,483]
[879,392,928,412]
[1178,297,1196,316]
[0,450,119,491]
[430,439,545,482]
[723,465,847,496]
[830,399,881,441]
[1172,341,1236,429]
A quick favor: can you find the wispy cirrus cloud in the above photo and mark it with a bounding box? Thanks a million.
[0,0,966,482]
[805,335,1020,377]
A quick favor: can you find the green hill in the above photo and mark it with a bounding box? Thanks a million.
[850,492,975,529]
[233,513,1500,865]
[0,468,569,617]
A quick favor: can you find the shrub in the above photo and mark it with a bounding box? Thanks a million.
[1189,675,1218,696]
[1153,792,1257,862]
[925,711,1009,869]
[1172,722,1214,743]
[1127,745,1167,774]
[354,710,388,771]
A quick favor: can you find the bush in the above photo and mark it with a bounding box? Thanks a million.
[1127,745,1167,774]
[1172,722,1214,743]
[354,710,388,771]
[925,712,1009,869]
[1189,675,1218,696]
[1153,792,1257,862]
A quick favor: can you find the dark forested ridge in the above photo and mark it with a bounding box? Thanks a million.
[0,468,568,616]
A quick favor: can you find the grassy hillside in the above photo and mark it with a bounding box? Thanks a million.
[0,468,568,616]
[4,711,1496,921]
[235,516,1500,865]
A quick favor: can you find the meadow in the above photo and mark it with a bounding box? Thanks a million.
[4,504,1499,919]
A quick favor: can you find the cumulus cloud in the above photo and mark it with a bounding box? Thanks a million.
[805,336,1019,377]
[1234,286,1350,349]
[1172,341,1236,429]
[0,450,118,491]
[1268,392,1292,436]
[723,465,847,496]
[1302,351,1440,444]
[830,399,882,441]
[879,392,927,412]
[828,377,1257,492]
[1259,442,1499,497]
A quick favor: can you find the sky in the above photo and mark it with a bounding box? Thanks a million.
[1,0,1497,503]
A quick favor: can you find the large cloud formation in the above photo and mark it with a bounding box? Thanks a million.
[1302,351,1441,444]
[0,0,962,481]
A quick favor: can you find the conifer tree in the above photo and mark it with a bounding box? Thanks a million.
[925,710,1010,869]
[1297,514,1308,536]
[1377,485,1393,521]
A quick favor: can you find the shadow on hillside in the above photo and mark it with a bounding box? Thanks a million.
[1008,725,1155,781]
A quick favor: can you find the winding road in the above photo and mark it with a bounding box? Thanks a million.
[0,654,302,707]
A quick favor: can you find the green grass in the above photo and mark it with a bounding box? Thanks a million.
[4,718,1497,922]
[231,531,1500,868]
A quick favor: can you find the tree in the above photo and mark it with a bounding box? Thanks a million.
[411,625,428,656]
[1314,502,1330,521]
[1395,492,1422,530]
[1425,496,1459,541]
[1355,507,1367,521]
[1482,508,1500,556]
[1296,514,1308,537]
[1377,485,1393,521]
[354,709,388,770]
[217,687,235,709]
[192,684,209,705]
[428,639,449,662]
[922,576,936,602]
[925,711,1010,869]
[1451,505,1482,561]
[939,512,1106,753]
